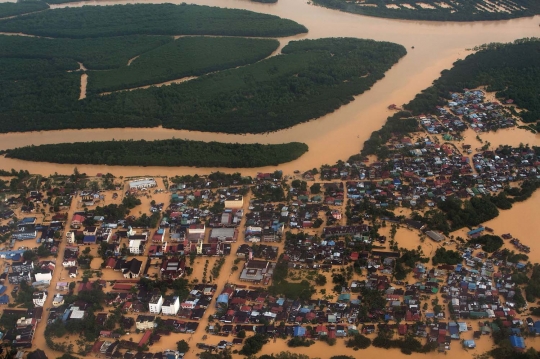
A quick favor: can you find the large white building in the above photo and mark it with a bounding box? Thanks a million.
[32,291,47,307]
[129,239,145,254]
[149,294,163,314]
[35,271,53,284]
[129,178,157,190]
[161,296,180,316]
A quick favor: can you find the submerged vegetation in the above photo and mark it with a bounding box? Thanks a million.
[312,0,540,22]
[87,37,279,93]
[4,140,309,168]
[0,3,307,38]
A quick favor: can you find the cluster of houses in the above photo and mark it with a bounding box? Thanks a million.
[443,90,516,132]
[91,346,186,359]
[0,308,43,348]
[244,201,284,241]
[313,143,539,212]
[144,284,217,320]
[419,113,467,135]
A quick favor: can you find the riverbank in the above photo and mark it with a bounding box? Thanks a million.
[1,0,539,176]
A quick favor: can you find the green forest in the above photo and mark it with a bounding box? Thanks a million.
[404,38,540,124]
[0,35,173,70]
[87,37,279,94]
[82,38,406,134]
[0,57,82,118]
[0,4,307,38]
[312,0,540,21]
[0,37,405,133]
[0,1,48,18]
[4,140,309,167]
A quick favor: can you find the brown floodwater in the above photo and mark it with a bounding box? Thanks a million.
[2,3,540,356]
[0,0,537,177]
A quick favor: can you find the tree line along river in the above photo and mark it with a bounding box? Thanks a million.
[0,0,538,176]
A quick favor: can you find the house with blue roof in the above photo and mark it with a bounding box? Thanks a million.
[509,335,526,351]
[0,295,9,304]
[293,326,306,337]
[529,321,540,335]
[216,294,229,307]
[467,227,484,237]
[83,235,96,244]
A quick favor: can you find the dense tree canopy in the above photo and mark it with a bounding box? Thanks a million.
[0,37,405,134]
[0,34,173,70]
[432,247,463,265]
[88,37,279,93]
[0,1,48,18]
[5,139,309,168]
[83,38,406,134]
[0,4,307,38]
[468,234,504,253]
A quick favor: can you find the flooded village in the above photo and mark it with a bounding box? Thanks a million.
[0,0,539,357]
[1,88,540,359]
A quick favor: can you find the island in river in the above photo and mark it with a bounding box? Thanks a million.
[2,139,309,168]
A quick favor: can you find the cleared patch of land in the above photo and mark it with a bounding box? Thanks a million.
[3,140,309,167]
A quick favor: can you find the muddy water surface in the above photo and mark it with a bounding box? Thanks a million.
[2,2,540,358]
[0,0,538,175]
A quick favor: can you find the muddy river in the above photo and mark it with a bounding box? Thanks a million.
[0,0,538,176]
[2,2,540,358]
